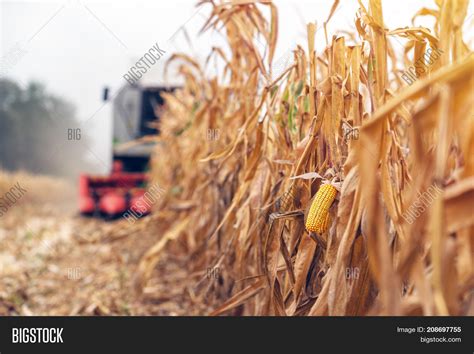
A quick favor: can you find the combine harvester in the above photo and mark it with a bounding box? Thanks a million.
[79,84,175,219]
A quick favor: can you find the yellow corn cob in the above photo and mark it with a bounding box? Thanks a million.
[319,212,330,233]
[305,183,337,234]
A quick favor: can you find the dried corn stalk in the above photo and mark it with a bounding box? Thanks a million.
[136,0,474,316]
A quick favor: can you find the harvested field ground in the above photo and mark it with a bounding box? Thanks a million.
[0,172,207,315]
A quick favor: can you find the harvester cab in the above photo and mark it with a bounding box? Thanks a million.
[79,84,176,218]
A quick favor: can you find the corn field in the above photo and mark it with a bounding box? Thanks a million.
[135,0,474,316]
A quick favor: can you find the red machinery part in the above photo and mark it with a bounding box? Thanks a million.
[99,191,127,216]
[78,174,90,196]
[79,196,95,214]
[78,172,150,218]
[78,174,95,214]
[112,160,123,173]
[130,192,152,215]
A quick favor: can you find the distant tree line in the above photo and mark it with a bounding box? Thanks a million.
[0,79,97,178]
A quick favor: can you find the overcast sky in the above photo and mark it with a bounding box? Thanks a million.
[1,0,472,173]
